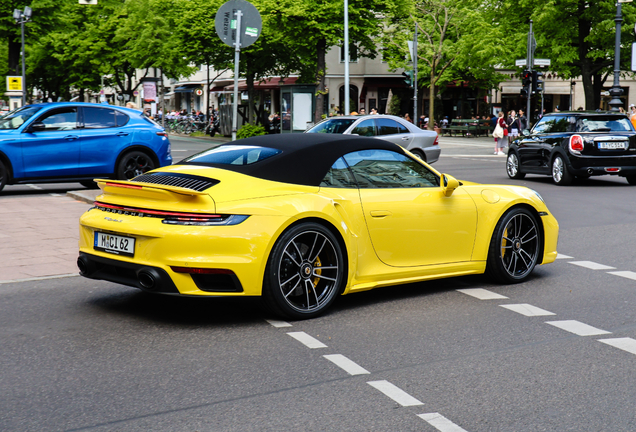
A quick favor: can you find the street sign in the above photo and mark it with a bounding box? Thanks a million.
[6,76,22,91]
[215,0,262,48]
[534,58,551,67]
[515,59,527,67]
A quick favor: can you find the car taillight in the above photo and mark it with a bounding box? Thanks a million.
[569,135,584,154]
[156,132,168,137]
[434,134,439,146]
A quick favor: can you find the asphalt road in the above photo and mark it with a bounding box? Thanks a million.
[2,135,636,431]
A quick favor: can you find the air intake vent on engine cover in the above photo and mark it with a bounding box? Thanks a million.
[131,172,219,192]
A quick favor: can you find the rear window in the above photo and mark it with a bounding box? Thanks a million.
[182,145,281,166]
[575,116,632,132]
[306,118,356,134]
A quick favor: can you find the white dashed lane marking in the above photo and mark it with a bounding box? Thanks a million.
[323,354,370,375]
[545,320,611,336]
[418,413,469,432]
[556,253,573,259]
[367,380,424,406]
[599,338,636,355]
[499,304,556,317]
[266,319,292,328]
[457,288,508,300]
[607,271,636,281]
[568,261,616,270]
[287,332,327,349]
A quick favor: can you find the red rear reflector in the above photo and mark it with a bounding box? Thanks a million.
[171,267,234,275]
[606,167,620,172]
[156,132,168,137]
[105,182,143,189]
[570,135,584,152]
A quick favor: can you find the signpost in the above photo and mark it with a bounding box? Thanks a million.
[215,0,262,141]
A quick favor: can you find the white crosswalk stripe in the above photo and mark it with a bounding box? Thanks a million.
[545,320,611,336]
[500,304,556,317]
[457,288,508,300]
[568,261,615,270]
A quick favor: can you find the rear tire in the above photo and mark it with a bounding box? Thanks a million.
[0,160,7,193]
[116,151,155,180]
[486,207,541,284]
[551,154,573,185]
[506,152,526,179]
[262,222,345,320]
[410,149,426,162]
[626,175,636,185]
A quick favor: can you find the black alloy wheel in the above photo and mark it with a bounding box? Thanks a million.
[116,151,155,180]
[506,152,526,179]
[551,154,573,185]
[486,207,541,284]
[262,222,345,319]
[0,160,7,193]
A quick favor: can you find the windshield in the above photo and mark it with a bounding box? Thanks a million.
[306,118,356,134]
[0,106,41,130]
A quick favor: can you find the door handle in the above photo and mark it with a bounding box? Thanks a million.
[370,210,392,218]
[401,136,410,140]
[116,132,129,137]
[64,135,79,140]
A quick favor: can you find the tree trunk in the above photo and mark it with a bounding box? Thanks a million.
[314,38,326,124]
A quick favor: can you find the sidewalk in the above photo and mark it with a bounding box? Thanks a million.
[0,193,95,283]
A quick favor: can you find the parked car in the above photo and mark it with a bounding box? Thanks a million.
[507,111,636,185]
[305,114,440,163]
[77,134,558,320]
[0,102,172,193]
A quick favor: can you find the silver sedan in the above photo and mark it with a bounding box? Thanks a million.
[305,114,441,163]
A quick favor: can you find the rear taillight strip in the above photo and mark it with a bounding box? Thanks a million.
[95,202,223,218]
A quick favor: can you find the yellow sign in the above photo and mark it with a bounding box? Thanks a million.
[6,76,22,91]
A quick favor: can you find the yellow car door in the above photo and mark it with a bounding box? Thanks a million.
[343,149,478,267]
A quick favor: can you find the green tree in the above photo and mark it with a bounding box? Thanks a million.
[263,0,411,123]
[496,0,636,110]
[382,0,505,128]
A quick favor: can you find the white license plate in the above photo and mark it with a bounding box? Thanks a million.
[94,232,135,257]
[598,141,627,150]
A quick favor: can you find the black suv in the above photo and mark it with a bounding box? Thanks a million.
[507,112,636,185]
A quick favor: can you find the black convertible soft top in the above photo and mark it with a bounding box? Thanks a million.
[179,134,407,186]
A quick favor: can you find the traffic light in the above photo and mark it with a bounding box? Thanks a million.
[532,70,544,93]
[402,71,414,88]
[520,87,528,97]
[521,70,531,87]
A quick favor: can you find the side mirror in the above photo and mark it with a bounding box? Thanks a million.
[521,129,531,136]
[28,122,46,132]
[441,173,459,197]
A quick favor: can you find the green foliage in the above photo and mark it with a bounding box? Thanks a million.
[236,123,267,139]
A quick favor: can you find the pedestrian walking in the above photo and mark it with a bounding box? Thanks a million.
[404,113,412,123]
[492,111,508,155]
[629,104,636,119]
[508,110,520,140]
[518,109,528,131]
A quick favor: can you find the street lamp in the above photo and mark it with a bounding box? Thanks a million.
[13,6,32,107]
[608,0,627,112]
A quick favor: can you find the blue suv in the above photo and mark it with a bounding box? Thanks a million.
[0,102,172,192]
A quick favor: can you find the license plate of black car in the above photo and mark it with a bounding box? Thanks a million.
[598,141,627,150]
[94,232,135,257]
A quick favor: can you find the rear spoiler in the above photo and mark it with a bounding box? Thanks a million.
[95,179,209,197]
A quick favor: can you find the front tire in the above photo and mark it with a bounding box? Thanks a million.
[551,154,573,185]
[506,152,526,179]
[0,160,7,193]
[486,207,542,284]
[262,222,345,319]
[116,151,155,180]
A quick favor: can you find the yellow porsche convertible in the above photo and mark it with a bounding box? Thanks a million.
[78,134,559,319]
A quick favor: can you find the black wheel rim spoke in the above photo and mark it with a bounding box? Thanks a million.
[277,230,340,313]
[500,213,539,278]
